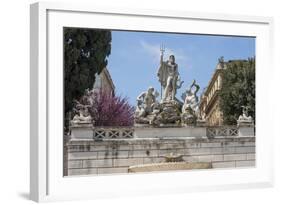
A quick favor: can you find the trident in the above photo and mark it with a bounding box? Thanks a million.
[159,44,165,99]
[160,43,165,63]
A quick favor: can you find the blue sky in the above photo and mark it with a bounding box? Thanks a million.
[107,30,255,106]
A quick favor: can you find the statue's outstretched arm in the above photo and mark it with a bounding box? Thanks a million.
[137,92,146,100]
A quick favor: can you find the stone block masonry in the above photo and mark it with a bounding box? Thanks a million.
[65,136,255,176]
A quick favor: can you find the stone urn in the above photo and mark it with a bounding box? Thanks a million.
[164,152,184,162]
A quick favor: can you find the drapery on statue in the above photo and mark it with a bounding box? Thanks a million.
[157,45,184,102]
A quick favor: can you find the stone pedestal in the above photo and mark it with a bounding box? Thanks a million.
[238,125,255,136]
[154,100,181,125]
[237,120,254,136]
[134,126,207,138]
[181,112,196,126]
[70,124,93,140]
[196,119,207,127]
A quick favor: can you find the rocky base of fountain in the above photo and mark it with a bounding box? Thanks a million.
[152,100,182,125]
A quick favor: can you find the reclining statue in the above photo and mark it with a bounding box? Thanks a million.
[71,89,94,126]
[237,106,253,126]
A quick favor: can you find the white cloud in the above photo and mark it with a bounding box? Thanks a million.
[139,40,194,98]
[140,40,188,65]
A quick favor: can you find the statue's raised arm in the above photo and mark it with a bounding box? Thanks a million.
[157,44,168,97]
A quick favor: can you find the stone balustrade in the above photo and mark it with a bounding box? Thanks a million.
[93,127,134,140]
[206,126,239,138]
[70,125,254,140]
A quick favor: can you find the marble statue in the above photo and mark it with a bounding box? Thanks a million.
[157,45,184,102]
[182,80,200,113]
[71,89,95,125]
[134,87,160,124]
[237,106,253,126]
[80,88,94,106]
[71,100,93,125]
[181,80,200,125]
[134,45,188,126]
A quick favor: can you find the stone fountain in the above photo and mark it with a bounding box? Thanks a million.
[134,45,206,137]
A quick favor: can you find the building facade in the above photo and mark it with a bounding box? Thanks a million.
[200,59,251,126]
[93,67,115,94]
[199,61,225,126]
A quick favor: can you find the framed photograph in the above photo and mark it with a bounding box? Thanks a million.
[30,2,274,202]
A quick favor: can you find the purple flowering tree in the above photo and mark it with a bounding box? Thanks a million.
[80,89,134,126]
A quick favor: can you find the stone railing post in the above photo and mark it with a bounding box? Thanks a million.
[237,121,254,137]
[70,123,94,140]
[237,107,255,137]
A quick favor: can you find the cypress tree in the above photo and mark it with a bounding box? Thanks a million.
[64,28,111,130]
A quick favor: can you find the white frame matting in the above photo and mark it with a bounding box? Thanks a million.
[30,2,274,202]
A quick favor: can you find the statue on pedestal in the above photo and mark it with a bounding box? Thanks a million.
[237,106,253,126]
[71,100,93,125]
[71,89,94,126]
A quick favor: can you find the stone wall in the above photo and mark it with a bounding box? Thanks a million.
[66,136,255,176]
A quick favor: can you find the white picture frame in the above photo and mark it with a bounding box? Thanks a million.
[30,2,274,202]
